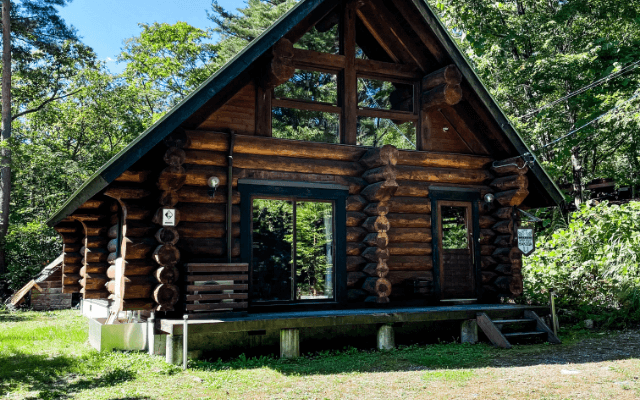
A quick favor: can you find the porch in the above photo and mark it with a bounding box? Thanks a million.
[156,303,551,364]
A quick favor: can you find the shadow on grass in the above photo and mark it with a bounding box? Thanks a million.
[192,331,640,376]
[0,351,139,399]
[0,312,38,323]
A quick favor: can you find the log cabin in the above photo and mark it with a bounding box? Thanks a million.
[46,0,563,356]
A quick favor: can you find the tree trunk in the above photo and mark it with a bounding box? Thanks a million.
[571,145,583,207]
[0,0,11,275]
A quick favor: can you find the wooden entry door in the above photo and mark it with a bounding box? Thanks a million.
[437,201,476,299]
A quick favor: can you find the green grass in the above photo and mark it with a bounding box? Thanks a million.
[1,309,637,399]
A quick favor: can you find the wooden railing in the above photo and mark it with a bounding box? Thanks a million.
[184,263,249,313]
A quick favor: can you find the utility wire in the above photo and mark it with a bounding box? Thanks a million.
[538,89,640,150]
[520,59,640,120]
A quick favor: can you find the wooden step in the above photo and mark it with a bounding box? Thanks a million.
[503,331,546,338]
[493,318,536,324]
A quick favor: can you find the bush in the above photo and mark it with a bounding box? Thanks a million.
[2,221,61,290]
[523,201,640,328]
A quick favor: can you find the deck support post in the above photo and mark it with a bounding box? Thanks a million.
[377,324,395,350]
[166,332,183,365]
[280,328,300,359]
[147,313,155,355]
[183,315,189,369]
[461,319,478,344]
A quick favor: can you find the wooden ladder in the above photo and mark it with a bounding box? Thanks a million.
[476,310,561,349]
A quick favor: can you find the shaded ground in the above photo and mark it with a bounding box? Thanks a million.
[1,309,639,399]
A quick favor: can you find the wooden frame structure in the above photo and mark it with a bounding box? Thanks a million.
[46,0,562,319]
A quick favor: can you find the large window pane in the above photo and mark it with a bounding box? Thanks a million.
[252,199,293,302]
[357,117,416,150]
[275,69,338,104]
[295,201,334,300]
[272,107,340,144]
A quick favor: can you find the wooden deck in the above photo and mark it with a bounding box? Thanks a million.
[160,304,548,336]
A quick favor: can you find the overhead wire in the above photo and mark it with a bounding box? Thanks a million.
[519,59,640,120]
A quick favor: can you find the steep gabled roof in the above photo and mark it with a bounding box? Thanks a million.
[47,0,563,226]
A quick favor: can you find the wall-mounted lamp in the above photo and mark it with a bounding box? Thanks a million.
[207,176,220,197]
[484,193,495,204]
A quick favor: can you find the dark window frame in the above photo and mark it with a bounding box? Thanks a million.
[239,180,348,310]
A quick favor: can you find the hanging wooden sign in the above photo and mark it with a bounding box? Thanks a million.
[517,227,535,256]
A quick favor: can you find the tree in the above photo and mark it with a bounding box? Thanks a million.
[430,0,640,206]
[0,0,84,275]
[119,22,218,120]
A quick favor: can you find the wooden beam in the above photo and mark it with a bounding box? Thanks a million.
[272,98,339,114]
[255,85,272,137]
[292,48,345,71]
[356,107,418,121]
[355,58,423,81]
[390,0,447,64]
[422,84,462,109]
[341,0,358,145]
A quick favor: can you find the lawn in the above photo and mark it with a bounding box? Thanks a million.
[1,308,639,399]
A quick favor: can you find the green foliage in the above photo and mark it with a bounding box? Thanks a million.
[523,201,640,327]
[430,0,640,193]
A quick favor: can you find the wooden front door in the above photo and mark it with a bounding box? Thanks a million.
[437,201,476,300]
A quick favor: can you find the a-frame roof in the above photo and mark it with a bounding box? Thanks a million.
[47,0,563,226]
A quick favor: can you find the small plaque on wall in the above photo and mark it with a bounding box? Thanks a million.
[517,227,535,256]
[162,209,176,226]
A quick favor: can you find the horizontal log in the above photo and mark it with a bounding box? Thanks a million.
[346,212,367,227]
[55,224,80,234]
[106,276,156,299]
[83,224,109,237]
[155,266,180,284]
[395,181,430,197]
[495,188,529,207]
[77,199,105,209]
[153,244,181,266]
[164,147,186,167]
[479,229,496,245]
[84,236,108,249]
[123,205,153,221]
[243,169,365,195]
[395,165,493,184]
[362,262,388,278]
[177,223,240,239]
[82,274,109,291]
[82,290,110,300]
[62,284,81,294]
[347,227,367,242]
[103,185,151,200]
[363,232,389,248]
[63,253,82,264]
[62,264,82,274]
[346,256,367,272]
[387,256,433,270]
[124,238,157,260]
[479,215,497,229]
[397,150,492,170]
[388,228,432,243]
[493,207,514,220]
[346,195,367,212]
[155,227,179,245]
[362,165,396,184]
[422,65,463,90]
[184,302,247,311]
[359,145,399,169]
[178,204,240,223]
[83,248,109,264]
[177,238,240,258]
[69,213,104,222]
[481,245,496,256]
[122,299,156,311]
[62,235,82,245]
[388,243,432,256]
[154,284,180,308]
[63,274,81,286]
[347,242,366,256]
[494,235,512,247]
[80,264,109,276]
[185,263,248,273]
[363,203,389,216]
[386,213,431,228]
[422,83,462,109]
[115,170,150,184]
[183,150,364,177]
[360,180,398,202]
[481,256,497,270]
[182,165,243,187]
[177,186,241,205]
[491,174,528,191]
[493,219,513,234]
[347,271,367,288]
[184,130,366,161]
[385,271,433,286]
[106,263,156,279]
[362,215,390,233]
[362,247,390,262]
[389,197,431,214]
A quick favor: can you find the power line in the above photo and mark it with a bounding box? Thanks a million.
[538,89,640,150]
[520,59,640,120]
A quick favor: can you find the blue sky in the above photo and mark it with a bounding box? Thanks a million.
[56,0,243,73]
